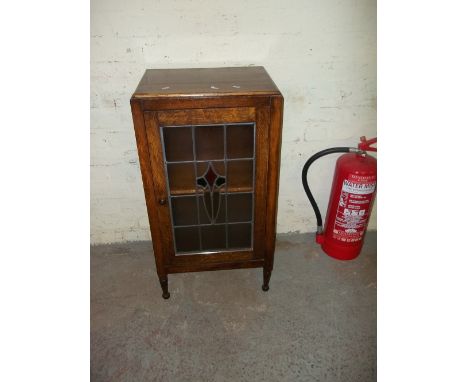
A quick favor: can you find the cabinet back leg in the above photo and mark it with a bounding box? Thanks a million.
[262,267,272,291]
[158,275,170,299]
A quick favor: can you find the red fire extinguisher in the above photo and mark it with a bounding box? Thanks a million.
[302,136,377,260]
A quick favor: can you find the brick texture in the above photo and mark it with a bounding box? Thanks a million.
[91,0,377,244]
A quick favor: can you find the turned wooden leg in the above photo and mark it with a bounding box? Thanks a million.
[158,275,170,299]
[262,267,272,291]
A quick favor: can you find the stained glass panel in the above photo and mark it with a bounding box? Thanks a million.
[227,193,252,222]
[196,162,226,224]
[163,126,193,161]
[227,160,253,192]
[195,125,224,160]
[171,196,198,226]
[198,195,226,224]
[160,123,255,255]
[174,227,200,252]
[167,163,195,194]
[227,124,254,159]
[228,223,252,249]
[201,225,226,251]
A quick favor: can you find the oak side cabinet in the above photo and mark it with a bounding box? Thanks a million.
[130,67,283,299]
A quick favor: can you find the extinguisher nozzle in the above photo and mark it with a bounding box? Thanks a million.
[317,226,323,234]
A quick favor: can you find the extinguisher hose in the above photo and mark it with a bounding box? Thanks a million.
[302,147,353,233]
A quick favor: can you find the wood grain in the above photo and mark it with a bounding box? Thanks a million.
[167,259,264,274]
[170,250,253,267]
[130,67,283,298]
[252,105,270,259]
[158,107,255,126]
[130,101,167,278]
[139,96,271,111]
[143,112,176,264]
[264,95,284,272]
[133,66,281,98]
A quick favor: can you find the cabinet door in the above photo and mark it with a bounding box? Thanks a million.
[144,106,270,268]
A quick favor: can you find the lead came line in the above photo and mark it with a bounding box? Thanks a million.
[192,125,202,250]
[251,122,256,250]
[165,158,254,165]
[170,191,253,198]
[224,124,229,249]
[161,122,255,255]
[173,221,253,229]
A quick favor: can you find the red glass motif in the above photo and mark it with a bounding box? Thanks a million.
[204,165,218,191]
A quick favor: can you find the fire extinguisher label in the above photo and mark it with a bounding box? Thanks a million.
[333,175,376,242]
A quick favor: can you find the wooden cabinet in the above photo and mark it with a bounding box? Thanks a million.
[130,67,283,299]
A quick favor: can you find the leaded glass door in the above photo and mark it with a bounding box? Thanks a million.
[144,107,269,263]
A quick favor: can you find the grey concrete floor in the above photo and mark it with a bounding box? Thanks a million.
[91,232,376,382]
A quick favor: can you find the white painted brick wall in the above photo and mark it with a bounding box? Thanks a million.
[91,0,377,244]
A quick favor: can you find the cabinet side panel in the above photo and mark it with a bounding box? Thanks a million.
[264,95,284,270]
[130,100,167,276]
[252,105,270,259]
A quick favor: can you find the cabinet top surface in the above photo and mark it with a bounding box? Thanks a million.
[132,66,281,99]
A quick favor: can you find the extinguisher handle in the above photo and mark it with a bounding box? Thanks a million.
[358,136,377,152]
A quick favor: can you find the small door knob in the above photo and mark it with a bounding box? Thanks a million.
[159,198,167,205]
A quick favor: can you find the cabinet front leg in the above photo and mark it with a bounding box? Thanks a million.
[262,267,272,291]
[158,275,170,299]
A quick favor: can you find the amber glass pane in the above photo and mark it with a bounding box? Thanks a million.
[227,223,252,249]
[195,125,224,160]
[227,124,254,159]
[227,193,252,222]
[161,123,256,255]
[198,194,226,224]
[201,225,226,251]
[174,227,200,252]
[163,126,193,162]
[167,163,195,195]
[171,196,198,226]
[227,160,253,192]
[196,161,226,225]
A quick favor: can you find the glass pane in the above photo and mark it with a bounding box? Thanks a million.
[195,125,224,160]
[196,161,226,224]
[227,223,252,249]
[174,227,200,252]
[227,193,252,222]
[227,124,254,159]
[167,163,195,195]
[160,122,256,255]
[227,160,253,192]
[171,196,198,226]
[198,194,226,224]
[201,225,226,251]
[163,126,193,162]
